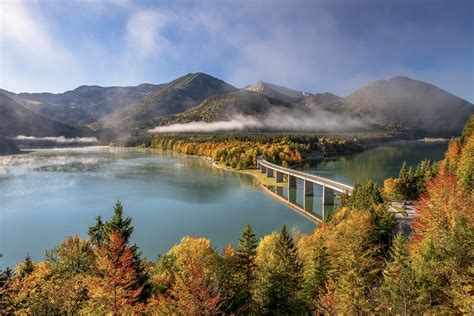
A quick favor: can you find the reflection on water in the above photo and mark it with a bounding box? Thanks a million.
[302,140,448,185]
[264,184,339,222]
[0,147,315,268]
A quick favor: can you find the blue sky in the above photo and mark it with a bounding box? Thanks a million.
[1,0,473,102]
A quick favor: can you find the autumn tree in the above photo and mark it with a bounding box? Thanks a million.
[88,201,151,301]
[85,231,145,314]
[150,237,223,314]
[45,235,94,276]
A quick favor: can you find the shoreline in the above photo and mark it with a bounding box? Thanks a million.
[210,160,322,224]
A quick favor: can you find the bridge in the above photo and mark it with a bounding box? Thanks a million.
[256,158,353,222]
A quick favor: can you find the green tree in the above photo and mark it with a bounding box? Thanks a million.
[301,236,329,313]
[235,224,258,314]
[382,232,418,315]
[18,254,34,278]
[104,201,134,243]
[343,180,383,211]
[260,225,303,314]
[88,216,105,247]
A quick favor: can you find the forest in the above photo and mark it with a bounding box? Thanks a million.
[0,117,472,314]
[120,133,363,169]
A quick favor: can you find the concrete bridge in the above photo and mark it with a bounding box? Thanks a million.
[256,158,353,222]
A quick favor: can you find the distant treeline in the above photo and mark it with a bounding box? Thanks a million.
[114,133,363,169]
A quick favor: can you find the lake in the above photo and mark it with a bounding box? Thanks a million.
[0,140,448,268]
[0,147,315,268]
[302,140,449,185]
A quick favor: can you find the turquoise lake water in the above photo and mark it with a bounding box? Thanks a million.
[0,140,448,268]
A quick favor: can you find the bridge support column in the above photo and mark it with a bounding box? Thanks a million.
[266,168,274,178]
[276,171,284,183]
[323,186,335,205]
[260,165,267,174]
[304,180,313,196]
[288,175,297,189]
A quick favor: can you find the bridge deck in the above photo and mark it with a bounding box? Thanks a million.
[257,158,353,193]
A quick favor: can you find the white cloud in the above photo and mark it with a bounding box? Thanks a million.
[125,10,171,59]
[0,0,71,62]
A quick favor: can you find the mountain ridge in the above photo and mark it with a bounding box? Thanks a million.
[98,72,238,129]
[0,93,89,137]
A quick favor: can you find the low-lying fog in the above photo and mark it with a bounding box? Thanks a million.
[149,110,368,133]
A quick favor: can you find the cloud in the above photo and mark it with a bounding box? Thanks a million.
[148,115,262,133]
[14,136,98,144]
[0,1,471,102]
[149,110,366,133]
[0,0,71,62]
[125,10,171,59]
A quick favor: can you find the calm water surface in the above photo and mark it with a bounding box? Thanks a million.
[303,140,448,185]
[0,141,448,268]
[0,147,315,268]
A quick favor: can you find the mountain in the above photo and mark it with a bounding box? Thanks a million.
[0,93,88,137]
[0,136,20,156]
[145,90,297,128]
[244,81,311,103]
[99,73,238,129]
[2,83,161,126]
[320,76,474,136]
[299,92,341,108]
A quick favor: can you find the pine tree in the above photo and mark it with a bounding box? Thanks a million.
[262,225,303,314]
[88,216,105,247]
[382,232,418,315]
[302,237,329,313]
[18,254,34,278]
[104,201,134,243]
[232,224,258,314]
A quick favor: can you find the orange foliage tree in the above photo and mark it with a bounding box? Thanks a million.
[85,231,144,314]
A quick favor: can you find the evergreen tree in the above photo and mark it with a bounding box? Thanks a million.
[344,180,383,211]
[88,201,151,302]
[104,201,134,243]
[88,216,105,247]
[302,237,329,313]
[262,225,303,314]
[18,254,34,278]
[382,232,418,315]
[235,224,258,314]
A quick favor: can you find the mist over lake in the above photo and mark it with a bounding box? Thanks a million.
[0,147,315,268]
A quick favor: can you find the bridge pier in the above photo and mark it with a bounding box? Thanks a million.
[276,171,284,183]
[323,186,335,205]
[304,180,313,196]
[266,168,274,178]
[288,175,297,189]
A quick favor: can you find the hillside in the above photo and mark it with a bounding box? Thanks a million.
[244,81,311,103]
[2,83,161,126]
[99,73,237,129]
[145,90,297,128]
[0,136,20,155]
[299,92,341,108]
[0,93,88,137]
[321,76,474,136]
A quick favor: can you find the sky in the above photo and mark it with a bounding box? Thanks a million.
[1,0,473,102]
